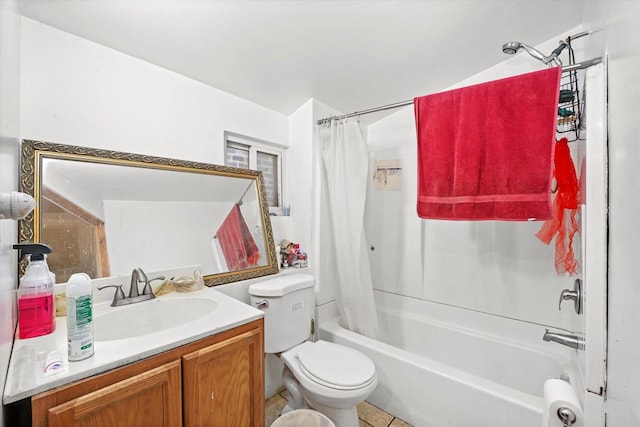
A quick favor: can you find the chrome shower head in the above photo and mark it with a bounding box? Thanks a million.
[502,40,567,67]
[502,41,548,62]
[502,41,522,55]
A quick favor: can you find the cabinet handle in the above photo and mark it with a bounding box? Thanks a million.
[211,390,215,400]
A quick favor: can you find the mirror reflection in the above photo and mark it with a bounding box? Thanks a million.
[20,140,279,286]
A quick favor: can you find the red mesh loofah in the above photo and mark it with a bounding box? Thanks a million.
[536,137,581,275]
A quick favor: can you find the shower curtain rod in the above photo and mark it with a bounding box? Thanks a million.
[316,57,602,126]
[236,181,254,206]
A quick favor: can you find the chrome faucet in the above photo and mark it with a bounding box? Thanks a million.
[129,267,160,298]
[543,329,585,350]
[98,268,165,307]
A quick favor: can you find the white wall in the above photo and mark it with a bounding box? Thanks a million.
[17,13,292,287]
[20,17,289,163]
[365,30,587,331]
[0,2,21,425]
[581,1,640,424]
[287,99,315,263]
[9,19,294,413]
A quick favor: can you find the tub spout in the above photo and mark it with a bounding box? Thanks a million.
[543,329,585,350]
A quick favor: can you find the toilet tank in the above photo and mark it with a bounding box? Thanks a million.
[248,273,315,353]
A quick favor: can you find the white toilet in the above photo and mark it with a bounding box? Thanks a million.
[249,273,377,427]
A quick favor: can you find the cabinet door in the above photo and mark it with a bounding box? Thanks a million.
[48,360,182,427]
[182,328,264,427]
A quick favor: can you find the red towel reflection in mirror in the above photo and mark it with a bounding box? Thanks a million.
[216,204,261,271]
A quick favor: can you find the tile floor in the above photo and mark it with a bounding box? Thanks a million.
[265,389,413,427]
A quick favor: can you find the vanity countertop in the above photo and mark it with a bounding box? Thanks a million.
[3,287,263,404]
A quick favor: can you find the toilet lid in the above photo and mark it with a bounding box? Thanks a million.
[296,341,376,390]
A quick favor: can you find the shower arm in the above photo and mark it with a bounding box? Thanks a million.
[502,29,599,68]
[502,41,567,67]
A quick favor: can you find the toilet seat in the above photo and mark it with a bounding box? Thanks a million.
[295,341,376,390]
[281,339,378,420]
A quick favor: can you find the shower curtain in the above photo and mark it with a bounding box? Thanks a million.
[318,120,378,339]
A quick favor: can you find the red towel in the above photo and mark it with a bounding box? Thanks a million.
[414,67,561,220]
[216,204,261,271]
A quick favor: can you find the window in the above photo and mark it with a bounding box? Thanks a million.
[224,133,285,213]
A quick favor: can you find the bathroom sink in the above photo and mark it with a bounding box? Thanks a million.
[93,297,218,342]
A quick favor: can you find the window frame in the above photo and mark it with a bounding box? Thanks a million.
[224,132,286,215]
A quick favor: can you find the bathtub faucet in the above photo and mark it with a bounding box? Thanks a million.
[543,329,585,350]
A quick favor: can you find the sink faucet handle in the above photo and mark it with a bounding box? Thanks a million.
[97,284,126,307]
[142,276,165,296]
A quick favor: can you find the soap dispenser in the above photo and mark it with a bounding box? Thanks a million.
[13,243,56,339]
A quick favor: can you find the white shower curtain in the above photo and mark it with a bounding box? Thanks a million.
[318,120,378,339]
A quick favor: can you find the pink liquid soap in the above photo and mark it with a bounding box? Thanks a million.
[18,293,55,339]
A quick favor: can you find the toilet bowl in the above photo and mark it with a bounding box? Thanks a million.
[280,340,377,427]
[249,274,378,427]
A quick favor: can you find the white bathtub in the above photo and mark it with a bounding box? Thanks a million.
[318,291,581,427]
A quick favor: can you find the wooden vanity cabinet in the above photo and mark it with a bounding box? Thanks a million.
[182,328,263,426]
[30,319,264,427]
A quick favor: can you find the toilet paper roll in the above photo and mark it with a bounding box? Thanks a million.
[543,378,584,427]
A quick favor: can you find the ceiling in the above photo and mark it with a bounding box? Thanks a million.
[18,0,586,117]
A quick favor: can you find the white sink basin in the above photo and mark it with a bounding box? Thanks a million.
[94,297,218,342]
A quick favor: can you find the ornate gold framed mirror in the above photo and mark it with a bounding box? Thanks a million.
[19,140,279,286]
